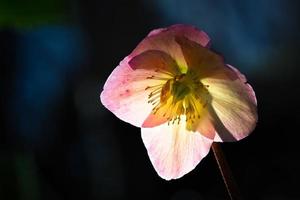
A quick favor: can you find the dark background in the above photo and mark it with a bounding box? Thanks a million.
[1,0,299,199]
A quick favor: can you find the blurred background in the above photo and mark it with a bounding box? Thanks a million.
[1,0,299,199]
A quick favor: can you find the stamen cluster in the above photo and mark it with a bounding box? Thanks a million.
[145,69,209,127]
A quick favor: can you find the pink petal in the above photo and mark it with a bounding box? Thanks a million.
[194,108,217,140]
[201,65,258,141]
[147,24,210,47]
[175,36,225,77]
[142,113,168,128]
[129,50,180,75]
[100,57,167,127]
[141,116,213,180]
[129,25,210,73]
[227,64,257,105]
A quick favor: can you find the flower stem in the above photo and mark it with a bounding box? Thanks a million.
[212,142,243,200]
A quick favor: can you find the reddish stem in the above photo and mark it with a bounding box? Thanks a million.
[212,143,243,200]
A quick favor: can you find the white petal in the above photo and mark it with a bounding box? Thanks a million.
[202,65,257,141]
[141,116,213,180]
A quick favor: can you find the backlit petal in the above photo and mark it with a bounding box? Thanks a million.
[130,24,210,73]
[202,65,257,141]
[141,116,213,180]
[100,57,167,127]
[142,113,168,128]
[194,108,216,140]
[129,50,180,75]
[147,24,210,47]
[175,36,226,77]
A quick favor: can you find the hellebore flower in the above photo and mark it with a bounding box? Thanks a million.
[100,24,257,180]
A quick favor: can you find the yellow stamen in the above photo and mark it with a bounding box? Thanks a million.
[145,71,209,129]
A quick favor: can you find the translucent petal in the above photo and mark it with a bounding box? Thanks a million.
[202,65,257,141]
[175,36,225,78]
[130,24,210,73]
[100,57,167,127]
[141,116,213,180]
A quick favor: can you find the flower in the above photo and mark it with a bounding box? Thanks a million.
[100,24,257,180]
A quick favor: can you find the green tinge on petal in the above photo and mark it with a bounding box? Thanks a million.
[175,36,224,78]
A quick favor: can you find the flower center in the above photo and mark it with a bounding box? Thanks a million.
[146,70,209,128]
